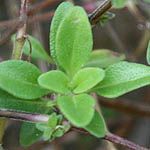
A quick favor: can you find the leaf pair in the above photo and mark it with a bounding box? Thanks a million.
[50,2,93,77]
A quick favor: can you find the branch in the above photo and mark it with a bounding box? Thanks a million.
[0,108,148,150]
[104,132,149,150]
[98,97,150,117]
[12,0,28,60]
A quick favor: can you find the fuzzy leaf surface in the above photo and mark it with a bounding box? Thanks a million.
[84,111,106,138]
[94,61,150,98]
[72,67,105,93]
[57,94,95,127]
[0,88,51,114]
[50,2,73,63]
[85,49,125,68]
[0,60,50,99]
[38,70,70,94]
[146,41,150,65]
[55,6,93,77]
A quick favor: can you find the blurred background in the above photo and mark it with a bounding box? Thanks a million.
[0,0,150,149]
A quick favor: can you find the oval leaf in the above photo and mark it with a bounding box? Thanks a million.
[112,0,126,8]
[0,60,50,99]
[72,67,105,93]
[55,6,93,77]
[146,40,150,65]
[50,2,73,63]
[57,94,95,127]
[84,111,106,138]
[38,70,70,94]
[94,61,150,98]
[85,49,125,68]
[20,122,42,147]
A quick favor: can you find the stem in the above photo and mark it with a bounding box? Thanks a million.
[104,132,149,150]
[0,109,148,150]
[12,0,28,60]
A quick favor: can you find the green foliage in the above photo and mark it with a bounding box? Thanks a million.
[20,122,42,147]
[72,67,105,94]
[146,41,150,65]
[50,2,73,64]
[0,88,51,114]
[85,49,125,68]
[112,0,126,8]
[54,6,93,77]
[93,61,150,98]
[84,111,106,138]
[0,60,50,99]
[38,70,70,94]
[57,94,95,127]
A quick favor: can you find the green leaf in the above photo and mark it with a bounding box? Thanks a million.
[84,111,106,138]
[0,60,50,99]
[57,94,95,127]
[47,113,57,128]
[23,35,54,63]
[112,0,126,8]
[55,6,93,77]
[53,128,64,138]
[20,122,42,147]
[85,49,125,68]
[146,41,150,65]
[93,61,150,98]
[50,2,73,63]
[43,129,53,141]
[38,70,70,94]
[72,67,105,93]
[0,88,51,114]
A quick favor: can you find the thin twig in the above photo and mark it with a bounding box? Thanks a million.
[12,0,28,60]
[104,132,149,150]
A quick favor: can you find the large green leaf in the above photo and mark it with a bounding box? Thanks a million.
[55,6,93,77]
[72,67,105,93]
[50,2,73,63]
[0,60,50,99]
[57,94,95,127]
[0,88,51,114]
[146,41,150,65]
[38,70,70,94]
[23,35,53,63]
[20,122,42,147]
[84,111,106,138]
[85,49,125,68]
[93,61,150,98]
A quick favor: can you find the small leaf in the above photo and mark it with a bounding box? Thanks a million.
[55,6,93,77]
[57,94,95,127]
[146,41,150,65]
[0,60,50,99]
[0,88,51,114]
[53,128,64,138]
[43,129,53,141]
[112,0,126,8]
[84,111,106,138]
[47,113,57,128]
[72,67,105,93]
[93,61,150,98]
[23,35,54,63]
[85,49,125,68]
[50,2,73,63]
[38,70,70,94]
[20,122,42,147]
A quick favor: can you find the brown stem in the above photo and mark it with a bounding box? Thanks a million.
[88,0,112,26]
[104,132,149,150]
